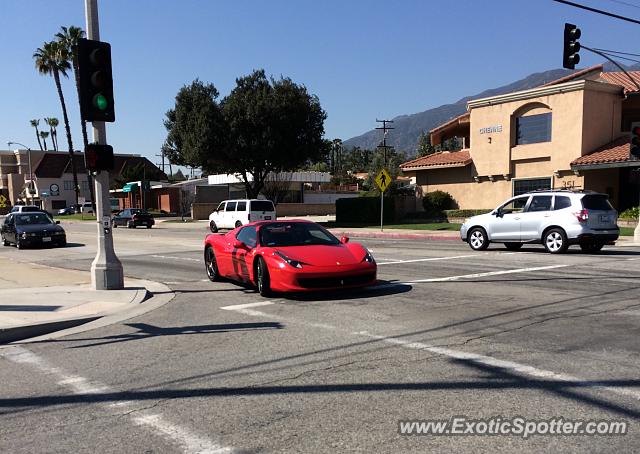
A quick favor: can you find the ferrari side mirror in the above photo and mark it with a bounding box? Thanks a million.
[341,236,350,244]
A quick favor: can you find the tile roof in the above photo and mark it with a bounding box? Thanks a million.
[401,149,472,170]
[599,71,640,94]
[571,136,631,166]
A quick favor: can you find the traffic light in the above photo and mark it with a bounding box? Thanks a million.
[563,23,581,70]
[77,38,115,122]
[631,122,640,160]
[85,144,114,172]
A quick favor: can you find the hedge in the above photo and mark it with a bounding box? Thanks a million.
[619,206,639,220]
[336,197,396,223]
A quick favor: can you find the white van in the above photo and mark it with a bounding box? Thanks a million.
[81,202,94,214]
[208,199,276,232]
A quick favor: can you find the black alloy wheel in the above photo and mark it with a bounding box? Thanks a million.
[205,246,219,281]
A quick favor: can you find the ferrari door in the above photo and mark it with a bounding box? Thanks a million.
[232,225,257,281]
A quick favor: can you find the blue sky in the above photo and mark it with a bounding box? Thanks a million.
[2,0,640,169]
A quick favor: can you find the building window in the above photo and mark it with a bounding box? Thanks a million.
[513,178,551,196]
[63,180,75,191]
[515,113,552,145]
[81,181,89,191]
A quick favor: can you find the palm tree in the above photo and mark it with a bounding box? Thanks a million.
[44,117,59,151]
[34,41,79,205]
[39,131,50,150]
[56,26,94,204]
[30,119,44,151]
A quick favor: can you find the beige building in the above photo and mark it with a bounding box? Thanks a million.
[401,65,640,211]
[0,148,165,213]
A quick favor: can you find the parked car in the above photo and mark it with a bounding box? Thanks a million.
[204,220,377,296]
[208,199,276,232]
[460,190,619,254]
[80,202,94,214]
[1,212,66,249]
[57,206,76,215]
[112,208,155,228]
[10,205,43,213]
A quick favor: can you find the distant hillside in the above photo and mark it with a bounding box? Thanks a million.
[344,63,639,156]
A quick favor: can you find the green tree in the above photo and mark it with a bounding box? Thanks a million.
[163,70,327,198]
[39,131,50,150]
[30,119,44,151]
[416,132,436,157]
[162,79,225,172]
[44,117,59,151]
[171,169,187,181]
[34,41,80,204]
[55,26,95,205]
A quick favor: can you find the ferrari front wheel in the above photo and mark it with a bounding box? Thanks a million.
[255,257,272,297]
[205,246,219,281]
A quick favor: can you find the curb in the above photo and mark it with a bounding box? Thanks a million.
[330,230,461,241]
[0,316,101,344]
[0,288,150,345]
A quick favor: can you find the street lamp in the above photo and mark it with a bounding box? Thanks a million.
[7,141,35,206]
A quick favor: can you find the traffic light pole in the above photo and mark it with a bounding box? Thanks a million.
[85,0,123,290]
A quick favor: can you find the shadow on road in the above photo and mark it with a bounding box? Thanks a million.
[32,321,284,349]
[284,280,412,302]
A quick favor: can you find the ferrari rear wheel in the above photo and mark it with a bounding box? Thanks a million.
[205,246,220,281]
[256,257,271,297]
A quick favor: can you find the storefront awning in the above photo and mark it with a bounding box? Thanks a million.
[122,183,139,193]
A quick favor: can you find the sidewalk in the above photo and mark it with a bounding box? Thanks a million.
[0,257,170,344]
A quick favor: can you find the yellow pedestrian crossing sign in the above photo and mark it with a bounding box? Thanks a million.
[0,195,7,208]
[375,168,392,192]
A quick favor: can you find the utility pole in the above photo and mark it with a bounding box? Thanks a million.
[86,0,123,290]
[375,119,394,166]
[375,119,394,232]
[155,151,165,174]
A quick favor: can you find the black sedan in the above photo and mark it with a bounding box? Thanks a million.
[1,212,66,249]
[112,208,155,228]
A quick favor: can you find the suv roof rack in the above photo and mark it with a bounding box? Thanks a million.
[524,188,596,194]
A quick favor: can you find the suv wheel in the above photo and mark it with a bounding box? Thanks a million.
[209,221,218,233]
[580,242,604,253]
[2,236,8,247]
[468,228,489,251]
[543,228,568,254]
[504,242,523,251]
[235,220,242,229]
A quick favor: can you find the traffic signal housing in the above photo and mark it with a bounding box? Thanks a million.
[77,38,115,122]
[563,23,581,70]
[631,122,640,160]
[85,144,114,172]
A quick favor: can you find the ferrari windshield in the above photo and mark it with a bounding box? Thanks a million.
[259,222,340,247]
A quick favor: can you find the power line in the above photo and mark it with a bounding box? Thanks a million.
[598,52,640,64]
[552,0,640,24]
[592,47,640,57]
[602,0,640,10]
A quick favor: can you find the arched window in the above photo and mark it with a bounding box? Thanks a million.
[514,103,552,145]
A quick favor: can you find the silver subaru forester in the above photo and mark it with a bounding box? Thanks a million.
[460,190,619,254]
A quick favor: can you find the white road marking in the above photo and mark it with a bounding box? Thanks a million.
[216,302,640,403]
[1,346,235,454]
[221,301,276,310]
[354,331,640,401]
[404,264,568,283]
[221,301,278,317]
[151,255,200,262]
[377,255,475,265]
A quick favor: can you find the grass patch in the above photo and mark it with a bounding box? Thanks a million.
[54,214,97,221]
[321,221,461,231]
[620,227,635,236]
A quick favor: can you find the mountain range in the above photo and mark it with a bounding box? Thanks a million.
[343,62,640,156]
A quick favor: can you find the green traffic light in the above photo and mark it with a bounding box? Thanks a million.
[94,93,108,111]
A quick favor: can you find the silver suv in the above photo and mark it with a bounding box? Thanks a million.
[460,190,619,254]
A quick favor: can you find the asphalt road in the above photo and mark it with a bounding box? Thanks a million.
[1,220,640,453]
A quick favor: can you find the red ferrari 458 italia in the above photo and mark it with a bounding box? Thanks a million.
[203,220,377,296]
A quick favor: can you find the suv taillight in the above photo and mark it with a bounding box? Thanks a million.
[573,210,589,223]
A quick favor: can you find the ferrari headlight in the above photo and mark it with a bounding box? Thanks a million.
[362,249,375,264]
[275,251,303,269]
